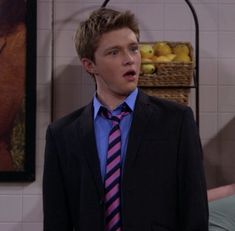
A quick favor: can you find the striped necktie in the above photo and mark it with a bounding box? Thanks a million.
[101,105,130,231]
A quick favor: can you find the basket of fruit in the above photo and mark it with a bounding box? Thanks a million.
[141,87,190,105]
[138,41,194,86]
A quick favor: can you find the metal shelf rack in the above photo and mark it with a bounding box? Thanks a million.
[101,0,200,127]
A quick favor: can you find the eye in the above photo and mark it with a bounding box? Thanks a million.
[130,45,139,53]
[108,49,119,56]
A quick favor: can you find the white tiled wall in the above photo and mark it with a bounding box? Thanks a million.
[1,0,235,230]
[0,1,51,230]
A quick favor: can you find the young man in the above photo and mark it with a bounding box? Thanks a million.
[43,8,208,231]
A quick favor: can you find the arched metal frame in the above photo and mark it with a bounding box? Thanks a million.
[101,0,200,127]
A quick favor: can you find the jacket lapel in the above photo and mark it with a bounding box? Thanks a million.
[76,103,104,199]
[123,91,153,183]
[74,91,155,198]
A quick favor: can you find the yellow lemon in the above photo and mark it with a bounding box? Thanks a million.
[140,44,154,59]
[173,44,190,55]
[154,55,171,62]
[153,42,172,56]
[165,53,176,61]
[173,53,191,62]
[141,63,155,74]
[141,58,153,63]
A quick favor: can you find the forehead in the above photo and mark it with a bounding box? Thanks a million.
[97,28,138,50]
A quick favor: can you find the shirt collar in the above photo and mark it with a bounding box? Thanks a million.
[93,88,138,120]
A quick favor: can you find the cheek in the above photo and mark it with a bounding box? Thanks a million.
[96,57,119,70]
[97,64,119,80]
[136,57,141,70]
[135,53,141,63]
[102,60,121,73]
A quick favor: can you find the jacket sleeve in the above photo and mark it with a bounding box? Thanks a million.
[178,107,209,231]
[43,125,73,231]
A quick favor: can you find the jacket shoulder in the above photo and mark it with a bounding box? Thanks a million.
[48,104,91,132]
[139,91,191,114]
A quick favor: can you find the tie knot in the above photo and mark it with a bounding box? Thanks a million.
[100,104,130,124]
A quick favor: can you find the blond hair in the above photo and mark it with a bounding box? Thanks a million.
[74,8,140,62]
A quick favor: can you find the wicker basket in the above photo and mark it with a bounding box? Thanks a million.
[138,41,194,105]
[138,41,194,87]
[141,88,190,105]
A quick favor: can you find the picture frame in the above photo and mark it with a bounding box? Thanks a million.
[0,0,36,181]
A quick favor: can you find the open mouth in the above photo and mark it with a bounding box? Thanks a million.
[123,70,136,77]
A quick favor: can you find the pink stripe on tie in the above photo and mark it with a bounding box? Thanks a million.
[106,213,120,230]
[105,197,120,216]
[105,168,120,188]
[107,142,120,158]
[106,155,121,174]
[105,184,119,202]
[109,129,120,143]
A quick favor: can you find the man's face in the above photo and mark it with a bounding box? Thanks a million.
[87,28,141,100]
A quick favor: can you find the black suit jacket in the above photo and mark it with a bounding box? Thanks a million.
[43,91,208,231]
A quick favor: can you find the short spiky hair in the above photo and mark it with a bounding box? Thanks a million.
[74,8,140,61]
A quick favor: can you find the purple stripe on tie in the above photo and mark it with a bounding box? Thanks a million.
[109,129,120,143]
[106,155,121,174]
[107,142,121,158]
[106,197,120,216]
[106,212,120,231]
[105,168,120,188]
[105,184,119,202]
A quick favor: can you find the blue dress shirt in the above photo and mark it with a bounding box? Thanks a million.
[93,88,138,181]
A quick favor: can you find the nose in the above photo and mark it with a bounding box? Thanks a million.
[122,51,135,65]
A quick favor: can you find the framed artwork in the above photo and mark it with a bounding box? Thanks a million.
[0,0,36,181]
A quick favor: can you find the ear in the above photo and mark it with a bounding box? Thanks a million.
[81,58,97,75]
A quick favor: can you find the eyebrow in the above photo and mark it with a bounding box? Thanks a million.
[104,42,139,52]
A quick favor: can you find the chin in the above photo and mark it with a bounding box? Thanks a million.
[122,85,137,96]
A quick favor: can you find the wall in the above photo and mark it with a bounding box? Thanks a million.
[0,0,235,230]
